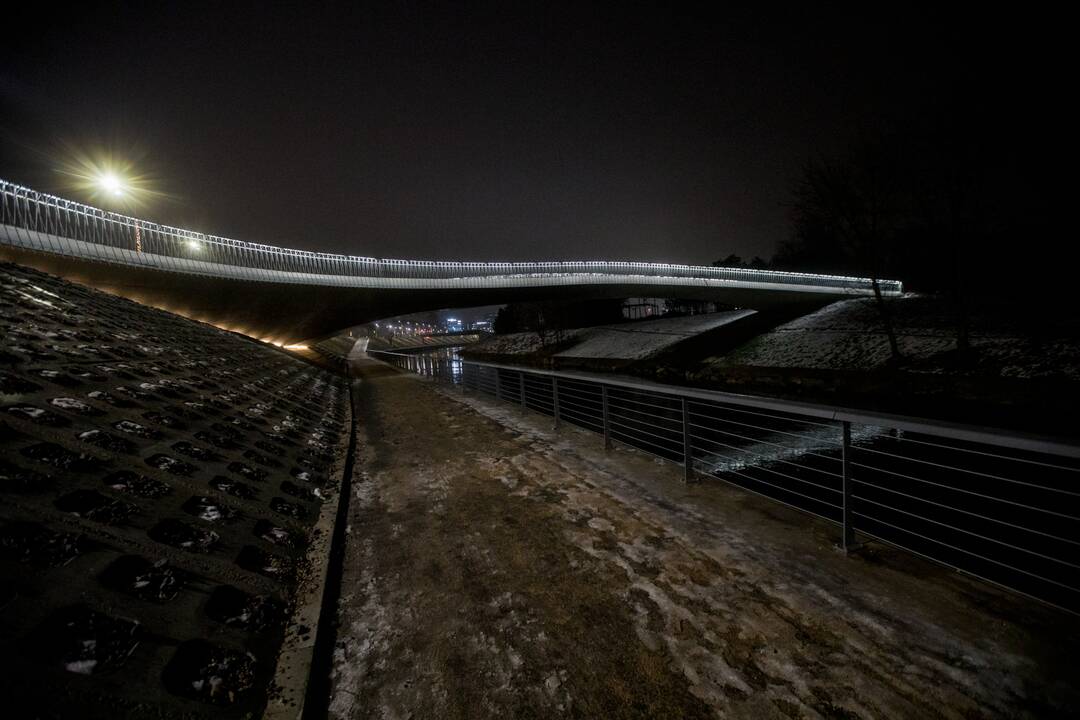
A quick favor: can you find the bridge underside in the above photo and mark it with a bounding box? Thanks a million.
[2,246,842,343]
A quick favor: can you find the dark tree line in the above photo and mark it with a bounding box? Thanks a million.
[767,120,1061,365]
[712,254,770,269]
[493,298,624,342]
[781,138,906,360]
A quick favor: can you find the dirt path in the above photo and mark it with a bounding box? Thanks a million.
[329,360,1078,719]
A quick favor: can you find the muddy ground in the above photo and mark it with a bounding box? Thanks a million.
[329,359,1078,719]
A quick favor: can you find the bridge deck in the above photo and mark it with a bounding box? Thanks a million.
[1,179,901,342]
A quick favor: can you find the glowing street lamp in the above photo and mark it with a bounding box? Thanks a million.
[97,171,126,197]
[57,150,160,209]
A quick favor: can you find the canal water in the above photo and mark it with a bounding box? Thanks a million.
[372,346,464,384]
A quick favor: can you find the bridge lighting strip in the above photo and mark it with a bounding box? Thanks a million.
[1,178,901,293]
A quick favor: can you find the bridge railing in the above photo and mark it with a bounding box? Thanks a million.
[0,179,902,293]
[373,349,1080,613]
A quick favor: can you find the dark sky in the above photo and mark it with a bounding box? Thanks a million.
[0,3,1065,264]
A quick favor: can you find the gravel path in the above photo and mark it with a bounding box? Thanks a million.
[330,359,1078,719]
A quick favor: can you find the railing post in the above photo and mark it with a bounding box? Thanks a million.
[681,397,693,482]
[552,377,560,428]
[601,385,611,450]
[841,420,856,551]
[494,370,502,401]
[519,373,526,409]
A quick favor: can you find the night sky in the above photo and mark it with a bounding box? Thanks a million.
[0,4,1065,264]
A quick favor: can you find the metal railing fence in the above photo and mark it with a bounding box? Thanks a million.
[0,179,902,294]
[373,349,1080,613]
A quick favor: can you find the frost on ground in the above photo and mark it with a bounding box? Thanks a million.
[710,296,1080,379]
[555,311,755,361]
[329,360,1078,719]
[467,311,755,362]
[464,327,589,356]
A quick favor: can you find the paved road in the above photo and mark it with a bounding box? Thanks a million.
[329,359,1078,719]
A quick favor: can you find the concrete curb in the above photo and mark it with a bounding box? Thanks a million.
[264,375,356,719]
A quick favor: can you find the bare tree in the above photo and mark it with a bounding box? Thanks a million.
[908,128,979,358]
[788,148,904,363]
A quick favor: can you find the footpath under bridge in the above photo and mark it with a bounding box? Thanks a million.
[0,179,902,343]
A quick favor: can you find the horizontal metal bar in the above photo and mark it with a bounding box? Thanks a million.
[521,382,551,396]
[850,461,1080,521]
[690,406,843,447]
[688,398,839,430]
[607,389,681,409]
[522,383,552,396]
[703,459,844,510]
[851,477,1080,547]
[852,511,1080,593]
[690,434,843,481]
[555,390,599,407]
[465,360,1080,459]
[558,407,604,424]
[556,396,603,416]
[562,416,604,432]
[853,444,1080,497]
[706,464,842,525]
[607,401,684,428]
[852,494,1080,569]
[557,397,601,412]
[691,441,843,495]
[853,527,1077,616]
[518,397,552,414]
[606,396,682,416]
[687,420,841,464]
[608,418,683,446]
[554,381,603,398]
[609,426,681,457]
[609,399,682,427]
[523,388,554,404]
[879,432,1080,475]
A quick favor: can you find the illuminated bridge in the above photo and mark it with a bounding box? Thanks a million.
[0,179,902,343]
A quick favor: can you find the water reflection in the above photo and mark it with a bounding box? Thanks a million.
[696,422,884,476]
[383,347,463,384]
